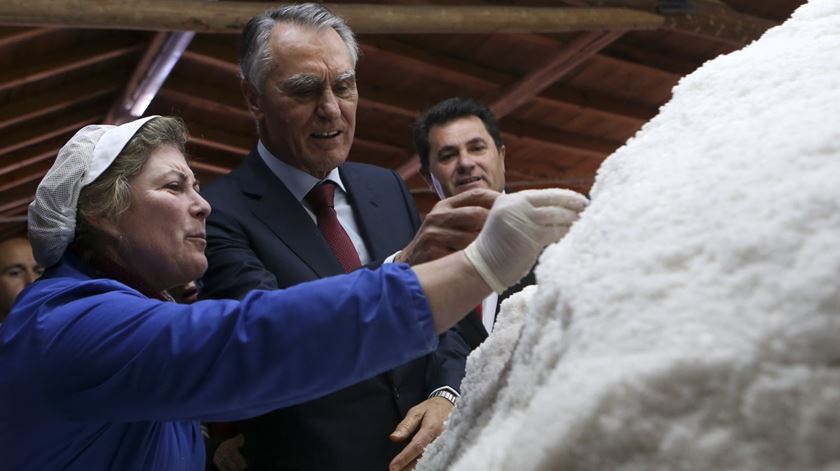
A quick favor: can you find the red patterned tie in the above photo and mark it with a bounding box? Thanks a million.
[305,181,362,273]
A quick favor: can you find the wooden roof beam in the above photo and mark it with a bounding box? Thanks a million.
[556,0,776,45]
[107,31,194,124]
[0,26,54,48]
[0,114,100,157]
[0,196,33,216]
[190,160,231,176]
[0,75,119,130]
[0,2,664,34]
[0,144,61,178]
[0,167,47,194]
[157,87,252,122]
[502,119,618,157]
[181,49,240,76]
[106,32,167,123]
[491,30,624,116]
[0,40,143,94]
[362,36,672,121]
[188,136,249,157]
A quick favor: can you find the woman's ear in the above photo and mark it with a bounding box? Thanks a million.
[84,214,121,243]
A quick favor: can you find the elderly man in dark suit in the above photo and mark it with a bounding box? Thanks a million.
[414,97,540,350]
[200,4,492,471]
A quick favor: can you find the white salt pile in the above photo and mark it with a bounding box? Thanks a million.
[418,1,840,469]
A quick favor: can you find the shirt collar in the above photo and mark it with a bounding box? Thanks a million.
[257,140,346,202]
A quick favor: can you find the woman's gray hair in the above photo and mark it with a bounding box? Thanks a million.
[74,116,188,257]
[240,3,359,94]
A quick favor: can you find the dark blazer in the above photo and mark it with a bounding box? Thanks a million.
[200,150,468,471]
[455,269,537,351]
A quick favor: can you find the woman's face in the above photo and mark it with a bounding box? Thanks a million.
[108,145,211,292]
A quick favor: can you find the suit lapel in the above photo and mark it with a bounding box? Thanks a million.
[238,151,344,277]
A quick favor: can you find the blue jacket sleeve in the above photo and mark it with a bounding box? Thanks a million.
[27,264,436,422]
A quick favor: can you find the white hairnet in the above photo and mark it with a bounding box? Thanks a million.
[28,116,160,268]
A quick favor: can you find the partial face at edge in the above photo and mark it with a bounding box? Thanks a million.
[0,238,42,317]
[245,24,358,179]
[426,115,506,198]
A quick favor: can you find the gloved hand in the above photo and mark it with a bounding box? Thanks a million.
[464,188,588,293]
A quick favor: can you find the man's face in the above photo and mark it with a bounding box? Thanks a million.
[245,24,358,179]
[0,238,42,318]
[425,116,506,198]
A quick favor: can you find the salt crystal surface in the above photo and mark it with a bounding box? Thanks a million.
[418,1,840,469]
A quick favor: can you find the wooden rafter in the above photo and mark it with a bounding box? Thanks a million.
[0,41,142,94]
[0,75,119,130]
[181,49,239,76]
[555,0,777,44]
[0,146,60,178]
[188,136,249,157]
[0,168,47,194]
[0,196,33,215]
[491,30,625,117]
[0,2,664,34]
[0,115,100,157]
[106,31,168,123]
[157,88,251,122]
[362,36,674,120]
[0,26,54,48]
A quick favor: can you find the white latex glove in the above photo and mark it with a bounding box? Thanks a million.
[464,188,588,293]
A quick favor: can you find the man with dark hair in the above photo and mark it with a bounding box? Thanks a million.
[201,5,489,471]
[0,237,42,323]
[414,97,535,350]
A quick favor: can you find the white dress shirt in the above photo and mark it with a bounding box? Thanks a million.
[257,141,372,264]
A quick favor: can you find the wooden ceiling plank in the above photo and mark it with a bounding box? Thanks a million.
[157,87,251,122]
[362,36,668,124]
[181,49,240,76]
[0,115,100,156]
[190,160,230,175]
[188,136,249,156]
[537,86,657,123]
[0,168,46,193]
[0,75,119,130]
[352,136,405,156]
[0,42,143,94]
[502,118,618,156]
[0,147,59,178]
[0,25,54,48]
[0,2,664,34]
[0,196,33,215]
[555,0,776,45]
[360,38,502,92]
[491,30,625,117]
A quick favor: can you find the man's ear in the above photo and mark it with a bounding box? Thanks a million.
[241,79,263,120]
[499,144,506,164]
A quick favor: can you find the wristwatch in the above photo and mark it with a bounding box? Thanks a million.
[429,389,458,406]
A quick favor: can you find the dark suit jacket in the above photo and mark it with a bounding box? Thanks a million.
[455,269,537,351]
[200,150,469,470]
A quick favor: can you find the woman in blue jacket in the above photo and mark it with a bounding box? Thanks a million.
[0,116,587,470]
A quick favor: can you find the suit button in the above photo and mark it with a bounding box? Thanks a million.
[393,387,400,399]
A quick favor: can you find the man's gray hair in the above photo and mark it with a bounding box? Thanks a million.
[240,3,360,94]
